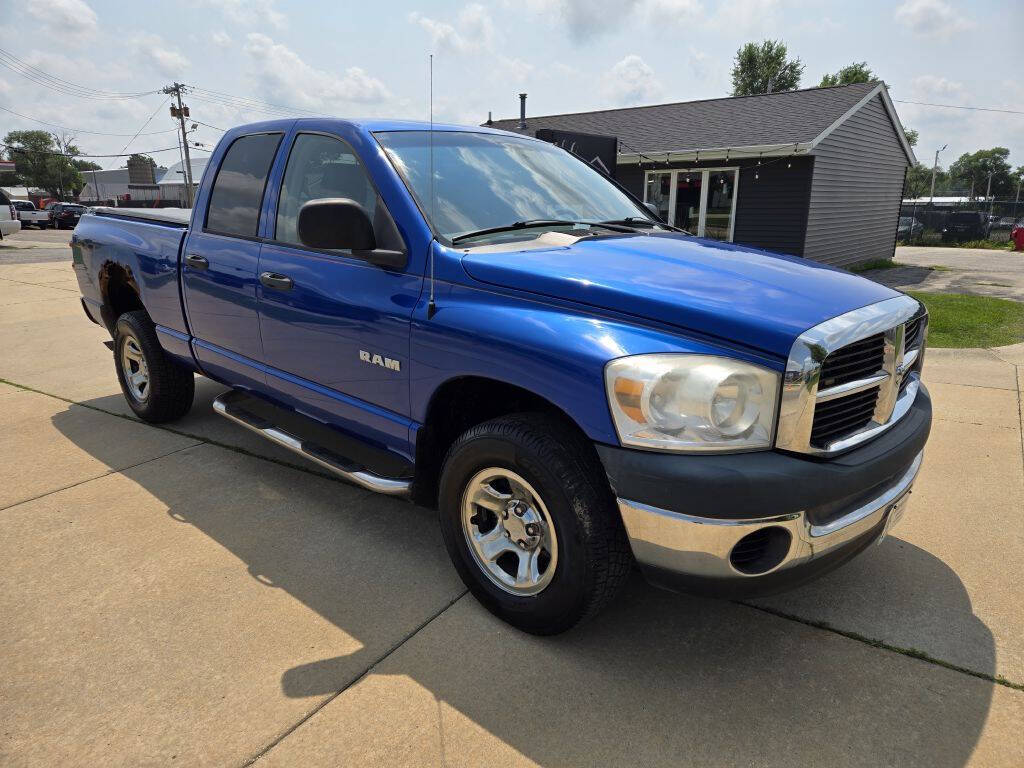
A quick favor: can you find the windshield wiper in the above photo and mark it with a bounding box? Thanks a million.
[600,217,687,233]
[450,219,636,244]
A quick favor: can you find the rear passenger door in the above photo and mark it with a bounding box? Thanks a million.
[181,132,282,389]
[257,131,420,452]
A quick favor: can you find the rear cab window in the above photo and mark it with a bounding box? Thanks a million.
[205,132,283,237]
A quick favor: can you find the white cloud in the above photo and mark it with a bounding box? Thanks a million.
[605,54,662,106]
[200,0,285,30]
[910,74,965,100]
[408,4,496,54]
[242,33,391,110]
[407,5,531,83]
[26,0,98,40]
[211,31,233,47]
[132,35,189,78]
[894,0,973,38]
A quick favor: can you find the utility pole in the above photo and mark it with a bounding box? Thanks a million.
[985,168,994,215]
[929,144,946,203]
[163,82,194,207]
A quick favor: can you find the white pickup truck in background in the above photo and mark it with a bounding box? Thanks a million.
[0,189,22,238]
[13,200,50,229]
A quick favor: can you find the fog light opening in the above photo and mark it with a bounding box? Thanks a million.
[729,526,792,575]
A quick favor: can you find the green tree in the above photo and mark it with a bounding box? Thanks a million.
[903,161,947,199]
[2,129,85,198]
[948,148,1014,198]
[730,40,804,96]
[903,128,918,148]
[819,61,875,87]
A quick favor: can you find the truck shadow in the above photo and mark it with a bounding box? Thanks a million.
[52,399,997,768]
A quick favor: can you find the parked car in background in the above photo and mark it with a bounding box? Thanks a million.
[13,200,51,228]
[45,202,86,229]
[897,216,923,240]
[0,189,22,238]
[942,211,990,242]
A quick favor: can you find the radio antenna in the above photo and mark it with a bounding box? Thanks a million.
[427,53,437,319]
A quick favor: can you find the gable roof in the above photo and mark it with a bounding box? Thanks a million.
[488,82,915,164]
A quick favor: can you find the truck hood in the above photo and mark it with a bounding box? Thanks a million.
[459,233,899,358]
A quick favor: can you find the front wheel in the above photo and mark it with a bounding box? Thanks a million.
[438,413,632,634]
[114,310,195,423]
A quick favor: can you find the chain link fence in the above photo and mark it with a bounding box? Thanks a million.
[898,198,1023,247]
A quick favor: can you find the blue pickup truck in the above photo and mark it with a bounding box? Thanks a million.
[72,119,931,634]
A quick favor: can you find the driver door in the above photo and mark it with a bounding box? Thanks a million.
[256,131,420,449]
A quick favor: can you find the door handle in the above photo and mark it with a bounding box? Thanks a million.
[185,254,209,270]
[260,272,294,291]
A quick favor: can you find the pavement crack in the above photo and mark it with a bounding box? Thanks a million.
[239,590,470,767]
[0,377,382,493]
[740,601,1024,692]
[0,442,199,513]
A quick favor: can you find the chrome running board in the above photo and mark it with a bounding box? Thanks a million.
[212,390,412,496]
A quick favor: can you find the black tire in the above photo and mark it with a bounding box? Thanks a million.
[438,413,632,635]
[113,310,195,423]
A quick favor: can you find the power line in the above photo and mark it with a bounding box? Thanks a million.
[189,118,225,132]
[0,103,177,137]
[0,48,158,100]
[892,98,1024,116]
[2,142,202,158]
[115,96,172,166]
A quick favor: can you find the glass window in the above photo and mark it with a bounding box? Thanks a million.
[206,133,282,237]
[644,172,671,223]
[704,170,735,241]
[375,131,650,242]
[674,172,703,233]
[275,133,377,246]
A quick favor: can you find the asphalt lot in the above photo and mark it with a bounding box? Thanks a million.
[1,237,1023,767]
[872,245,1024,301]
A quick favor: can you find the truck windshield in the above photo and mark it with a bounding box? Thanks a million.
[375,130,654,243]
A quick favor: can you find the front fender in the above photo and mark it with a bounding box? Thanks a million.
[410,283,783,445]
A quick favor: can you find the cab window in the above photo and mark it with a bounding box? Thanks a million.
[275,133,379,247]
[206,132,282,237]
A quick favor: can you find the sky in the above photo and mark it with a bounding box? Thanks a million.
[0,0,1021,175]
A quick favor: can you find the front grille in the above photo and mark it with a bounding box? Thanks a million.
[818,333,885,389]
[810,385,879,448]
[904,315,924,351]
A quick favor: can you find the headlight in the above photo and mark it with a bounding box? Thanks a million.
[605,354,780,452]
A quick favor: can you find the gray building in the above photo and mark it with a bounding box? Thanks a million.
[488,82,916,268]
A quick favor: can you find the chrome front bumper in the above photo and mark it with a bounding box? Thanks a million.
[617,451,923,583]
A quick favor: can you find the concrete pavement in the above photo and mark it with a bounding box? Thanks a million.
[869,246,1024,301]
[1,251,1022,766]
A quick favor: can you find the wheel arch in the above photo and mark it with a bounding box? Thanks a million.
[412,375,604,508]
[98,260,145,332]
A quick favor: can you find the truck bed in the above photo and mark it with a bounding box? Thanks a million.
[92,207,191,227]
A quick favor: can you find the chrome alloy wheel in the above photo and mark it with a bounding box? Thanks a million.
[461,467,559,596]
[121,335,150,402]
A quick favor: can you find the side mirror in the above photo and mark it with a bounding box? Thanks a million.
[297,198,407,269]
[298,198,376,251]
[644,202,661,219]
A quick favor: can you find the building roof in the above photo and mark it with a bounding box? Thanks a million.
[488,82,915,164]
[158,157,210,186]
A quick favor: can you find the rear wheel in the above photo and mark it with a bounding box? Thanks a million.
[438,413,632,634]
[114,310,195,423]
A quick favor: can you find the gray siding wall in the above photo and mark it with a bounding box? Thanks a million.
[803,94,910,267]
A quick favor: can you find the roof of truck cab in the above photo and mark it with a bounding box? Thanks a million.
[227,117,525,137]
[301,117,523,136]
